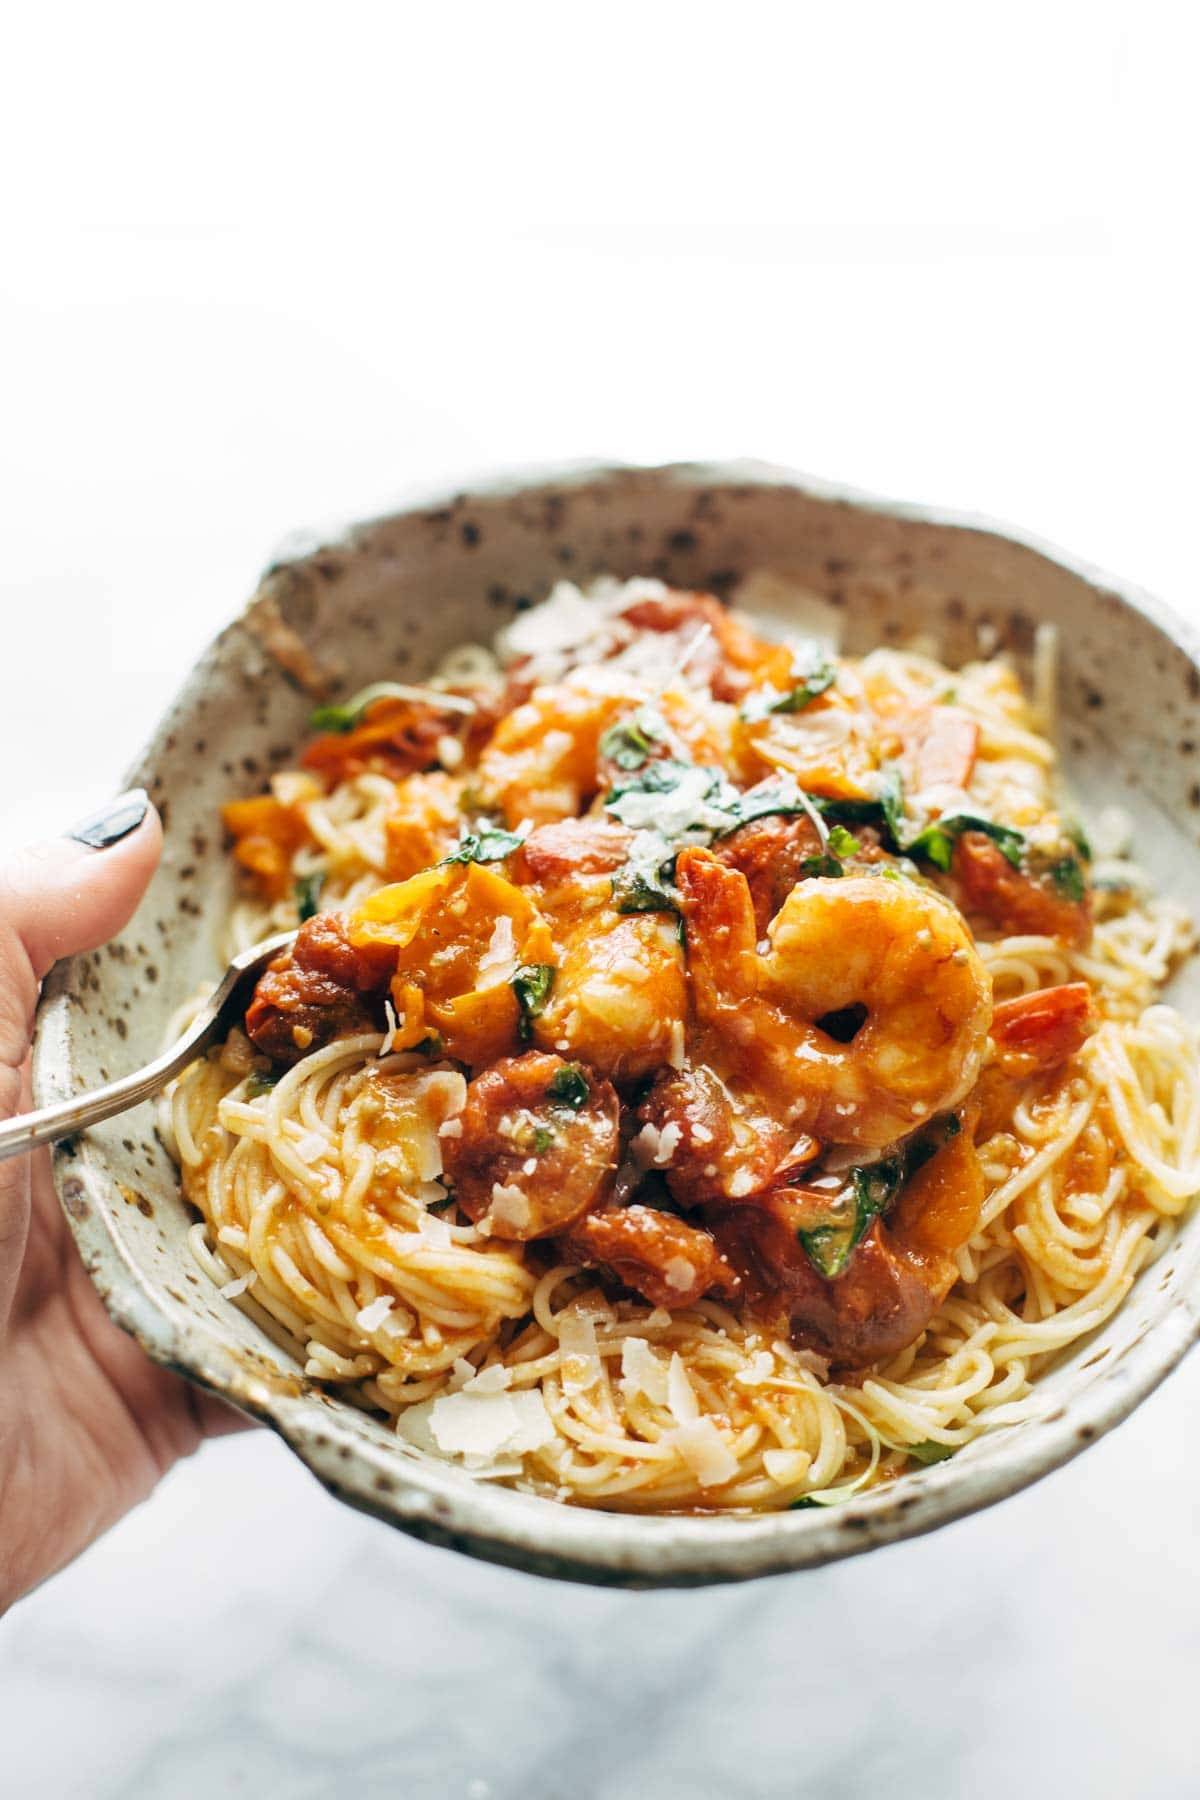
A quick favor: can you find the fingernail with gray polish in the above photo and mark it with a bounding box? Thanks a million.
[67,788,151,850]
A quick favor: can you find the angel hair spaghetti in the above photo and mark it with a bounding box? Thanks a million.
[164,576,1200,1511]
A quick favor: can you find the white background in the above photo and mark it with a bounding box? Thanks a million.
[1,5,1198,1796]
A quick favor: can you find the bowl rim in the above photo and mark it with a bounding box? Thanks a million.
[33,457,1200,1587]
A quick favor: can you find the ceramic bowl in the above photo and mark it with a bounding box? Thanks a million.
[32,461,1200,1587]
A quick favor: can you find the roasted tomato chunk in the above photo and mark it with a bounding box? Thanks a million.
[245,914,395,1063]
[443,1051,619,1239]
[955,831,1091,947]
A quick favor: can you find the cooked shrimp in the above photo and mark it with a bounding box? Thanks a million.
[477,666,737,829]
[443,1051,619,1239]
[677,849,992,1148]
[533,907,687,1081]
[990,981,1093,1073]
[710,1123,985,1365]
[564,1203,742,1309]
[892,702,980,794]
[476,674,630,827]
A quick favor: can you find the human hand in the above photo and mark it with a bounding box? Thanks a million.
[0,792,244,1613]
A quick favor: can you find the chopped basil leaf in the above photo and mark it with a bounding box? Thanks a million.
[598,710,663,771]
[879,767,906,846]
[1065,820,1093,863]
[512,963,556,1040]
[800,853,846,879]
[440,827,525,866]
[826,824,859,859]
[906,812,1025,873]
[414,1032,444,1057]
[798,1119,960,1280]
[547,1064,589,1109]
[532,1126,555,1154]
[907,1440,956,1465]
[789,1482,862,1509]
[294,870,326,922]
[726,780,816,830]
[246,1070,279,1097]
[1047,855,1086,902]
[740,656,836,723]
[310,681,432,733]
[612,865,678,915]
[606,757,695,805]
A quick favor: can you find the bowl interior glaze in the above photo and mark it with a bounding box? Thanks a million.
[33,462,1200,1586]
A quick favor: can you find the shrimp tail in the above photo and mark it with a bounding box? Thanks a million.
[675,848,762,1024]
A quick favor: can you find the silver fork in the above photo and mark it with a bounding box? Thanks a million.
[0,929,298,1165]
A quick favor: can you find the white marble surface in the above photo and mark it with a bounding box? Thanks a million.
[3,9,1200,1796]
[4,1358,1200,1800]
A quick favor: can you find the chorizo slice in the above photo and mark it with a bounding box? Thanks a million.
[636,1066,818,1208]
[563,1204,742,1309]
[442,1051,619,1240]
[245,913,395,1063]
[712,811,823,934]
[709,1127,985,1368]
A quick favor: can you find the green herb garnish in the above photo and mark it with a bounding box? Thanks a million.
[547,1064,590,1109]
[512,963,556,1040]
[532,1126,555,1154]
[1046,855,1086,902]
[726,779,818,831]
[246,1070,280,1097]
[598,710,663,772]
[798,1116,961,1280]
[294,870,326,922]
[440,828,525,866]
[740,653,837,723]
[606,758,696,806]
[612,864,679,915]
[1064,820,1093,863]
[807,823,861,871]
[905,813,1025,873]
[790,1482,862,1510]
[310,682,440,733]
[907,1440,956,1465]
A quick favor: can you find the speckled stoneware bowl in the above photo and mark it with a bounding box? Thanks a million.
[32,462,1200,1587]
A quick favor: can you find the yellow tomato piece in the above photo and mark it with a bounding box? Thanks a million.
[349,862,553,1067]
[736,691,879,801]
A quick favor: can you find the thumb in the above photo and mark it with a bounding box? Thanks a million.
[0,790,162,1071]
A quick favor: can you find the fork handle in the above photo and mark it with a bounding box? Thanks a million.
[0,1030,212,1165]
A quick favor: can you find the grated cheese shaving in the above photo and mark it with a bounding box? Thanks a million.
[558,1311,602,1395]
[667,1418,738,1488]
[619,1336,669,1405]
